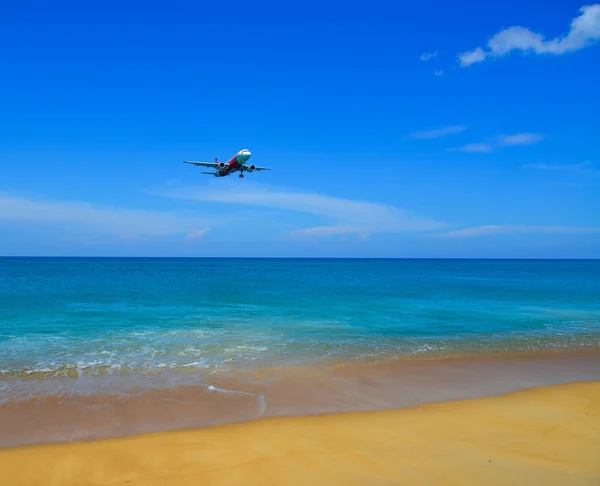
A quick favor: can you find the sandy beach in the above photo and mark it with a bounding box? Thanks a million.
[2,380,599,486]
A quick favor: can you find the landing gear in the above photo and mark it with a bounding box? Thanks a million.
[239,174,244,179]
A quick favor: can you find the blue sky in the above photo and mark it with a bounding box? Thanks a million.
[1,0,599,257]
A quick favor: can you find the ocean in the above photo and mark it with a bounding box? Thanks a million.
[1,257,600,446]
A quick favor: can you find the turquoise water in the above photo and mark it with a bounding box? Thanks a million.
[1,258,599,389]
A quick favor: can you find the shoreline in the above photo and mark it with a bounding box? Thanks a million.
[2,380,599,485]
[2,349,600,449]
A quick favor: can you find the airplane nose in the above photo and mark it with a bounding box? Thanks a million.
[237,150,251,163]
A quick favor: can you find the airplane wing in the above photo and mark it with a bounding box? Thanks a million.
[183,160,219,168]
[251,166,270,171]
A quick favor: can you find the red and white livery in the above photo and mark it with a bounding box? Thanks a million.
[184,149,269,179]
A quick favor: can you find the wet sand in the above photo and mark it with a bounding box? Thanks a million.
[2,380,599,486]
[2,351,600,448]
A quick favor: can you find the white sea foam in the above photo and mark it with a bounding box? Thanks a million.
[207,385,266,417]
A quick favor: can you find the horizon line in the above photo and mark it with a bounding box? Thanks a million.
[1,256,598,261]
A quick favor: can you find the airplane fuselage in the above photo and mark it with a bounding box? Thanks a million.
[214,149,253,177]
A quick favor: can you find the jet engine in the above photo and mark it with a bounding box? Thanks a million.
[218,162,226,169]
[246,164,256,172]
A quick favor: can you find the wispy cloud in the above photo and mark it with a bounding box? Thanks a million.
[448,132,544,153]
[459,4,600,67]
[434,69,445,77]
[408,125,467,139]
[156,184,445,238]
[420,51,437,61]
[184,228,211,240]
[448,142,493,153]
[496,133,545,146]
[524,161,599,174]
[290,225,370,239]
[0,193,212,240]
[438,225,600,238]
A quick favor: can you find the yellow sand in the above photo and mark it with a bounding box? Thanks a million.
[2,382,599,486]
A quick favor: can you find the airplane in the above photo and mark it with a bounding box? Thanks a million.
[183,149,270,178]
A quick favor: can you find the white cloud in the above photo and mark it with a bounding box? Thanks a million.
[157,185,445,238]
[459,47,487,66]
[434,69,445,77]
[459,4,600,66]
[291,225,369,238]
[185,228,211,240]
[525,161,598,173]
[496,133,545,146]
[420,51,437,61]
[448,142,493,153]
[409,125,467,139]
[438,225,600,238]
[526,162,585,170]
[448,132,544,153]
[0,193,211,240]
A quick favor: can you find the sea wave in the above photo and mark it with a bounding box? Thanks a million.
[1,330,599,383]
